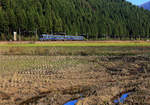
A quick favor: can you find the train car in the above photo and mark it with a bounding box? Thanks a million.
[40,34,84,41]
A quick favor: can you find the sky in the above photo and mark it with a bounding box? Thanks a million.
[126,0,150,5]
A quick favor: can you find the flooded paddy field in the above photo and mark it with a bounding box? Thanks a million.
[0,46,150,105]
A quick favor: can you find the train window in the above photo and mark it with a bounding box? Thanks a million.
[43,36,47,38]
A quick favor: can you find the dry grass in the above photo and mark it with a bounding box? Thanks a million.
[0,46,150,105]
[0,55,150,105]
[0,46,150,56]
[0,41,150,47]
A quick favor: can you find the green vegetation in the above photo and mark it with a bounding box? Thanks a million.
[0,41,150,47]
[0,0,150,40]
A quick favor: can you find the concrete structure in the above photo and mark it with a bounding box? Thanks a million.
[14,32,17,41]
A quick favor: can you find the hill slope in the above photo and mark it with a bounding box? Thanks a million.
[0,0,150,40]
[140,1,150,10]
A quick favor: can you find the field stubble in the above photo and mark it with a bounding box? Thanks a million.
[0,46,150,105]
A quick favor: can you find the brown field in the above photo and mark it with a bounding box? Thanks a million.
[0,46,150,105]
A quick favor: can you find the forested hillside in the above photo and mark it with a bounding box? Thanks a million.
[0,0,150,40]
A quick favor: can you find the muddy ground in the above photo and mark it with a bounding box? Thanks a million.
[0,55,150,105]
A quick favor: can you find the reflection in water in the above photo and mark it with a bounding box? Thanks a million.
[114,92,130,104]
[64,99,78,105]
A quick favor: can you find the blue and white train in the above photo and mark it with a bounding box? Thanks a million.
[40,34,84,41]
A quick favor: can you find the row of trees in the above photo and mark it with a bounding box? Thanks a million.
[0,0,150,40]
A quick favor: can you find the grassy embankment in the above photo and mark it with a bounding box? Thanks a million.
[0,41,150,56]
[0,41,150,47]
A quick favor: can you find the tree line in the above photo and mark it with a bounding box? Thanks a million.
[0,0,150,40]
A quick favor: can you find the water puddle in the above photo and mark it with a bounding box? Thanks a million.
[114,92,130,104]
[64,95,83,105]
[64,99,78,105]
[64,92,130,105]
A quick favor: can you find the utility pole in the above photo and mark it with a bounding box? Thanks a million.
[51,30,53,35]
[19,28,21,41]
[87,33,88,41]
[10,0,12,8]
[96,33,98,40]
[36,28,38,40]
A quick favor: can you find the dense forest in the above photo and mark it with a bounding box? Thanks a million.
[0,0,150,40]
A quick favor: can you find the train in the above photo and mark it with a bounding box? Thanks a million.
[40,34,85,41]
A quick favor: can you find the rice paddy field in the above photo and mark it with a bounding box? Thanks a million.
[0,41,150,47]
[0,41,150,105]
